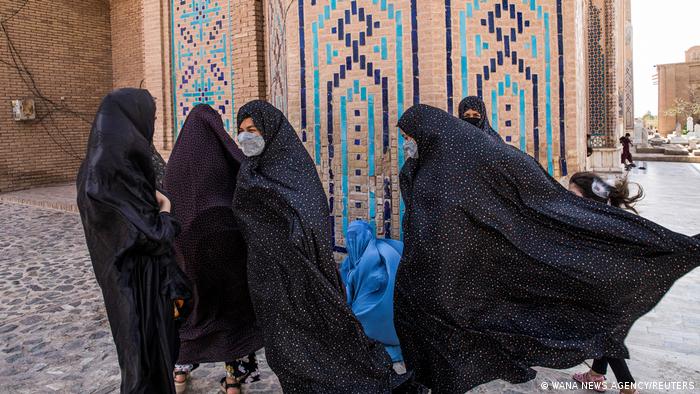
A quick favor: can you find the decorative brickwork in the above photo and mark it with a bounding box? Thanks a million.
[170,0,237,134]
[586,0,616,148]
[169,0,266,137]
[2,0,627,219]
[278,0,590,247]
[284,0,420,247]
[265,0,290,115]
[447,0,571,176]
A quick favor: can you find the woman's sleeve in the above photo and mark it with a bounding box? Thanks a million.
[134,212,182,255]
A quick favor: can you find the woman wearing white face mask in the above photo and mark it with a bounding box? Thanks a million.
[230,101,416,393]
[402,133,419,159]
[235,117,266,157]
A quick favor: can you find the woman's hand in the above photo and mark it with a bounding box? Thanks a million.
[156,190,171,213]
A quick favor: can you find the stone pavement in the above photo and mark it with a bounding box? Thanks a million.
[0,183,78,213]
[0,162,699,393]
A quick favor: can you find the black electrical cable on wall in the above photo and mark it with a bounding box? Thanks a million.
[1,0,91,162]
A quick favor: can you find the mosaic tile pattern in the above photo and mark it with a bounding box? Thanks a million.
[280,0,595,246]
[171,0,235,137]
[587,0,616,147]
[447,0,567,175]
[292,0,419,249]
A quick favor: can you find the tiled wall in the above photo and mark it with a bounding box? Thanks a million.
[170,0,237,134]
[278,0,586,248]
[285,0,419,247]
[447,0,570,175]
[586,0,616,148]
[170,0,266,137]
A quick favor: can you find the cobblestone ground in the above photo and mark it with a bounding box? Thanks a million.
[1,162,699,393]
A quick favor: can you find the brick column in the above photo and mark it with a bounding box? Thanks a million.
[232,0,268,109]
[264,0,289,116]
[110,0,145,89]
[143,0,173,151]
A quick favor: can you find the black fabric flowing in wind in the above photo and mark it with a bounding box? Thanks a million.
[457,95,503,141]
[231,101,399,393]
[164,104,263,364]
[394,104,700,393]
[76,88,191,394]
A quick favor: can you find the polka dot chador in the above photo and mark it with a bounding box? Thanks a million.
[394,104,700,393]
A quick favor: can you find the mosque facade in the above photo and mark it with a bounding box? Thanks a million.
[1,0,634,246]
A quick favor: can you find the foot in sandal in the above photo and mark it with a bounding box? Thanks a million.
[220,376,242,394]
[174,364,196,394]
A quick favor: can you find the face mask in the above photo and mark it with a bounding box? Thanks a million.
[237,132,265,157]
[403,139,418,159]
[464,117,481,127]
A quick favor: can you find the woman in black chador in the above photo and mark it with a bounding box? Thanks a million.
[164,104,263,394]
[394,104,700,393]
[457,95,502,141]
[231,101,403,393]
[77,88,191,394]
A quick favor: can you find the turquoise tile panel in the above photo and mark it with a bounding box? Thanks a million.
[544,12,553,174]
[460,10,468,98]
[519,88,527,151]
[491,89,498,132]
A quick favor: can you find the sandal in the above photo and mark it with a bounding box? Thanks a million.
[220,376,242,394]
[174,364,194,394]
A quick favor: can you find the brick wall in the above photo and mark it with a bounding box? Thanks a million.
[142,0,173,150]
[0,0,113,192]
[110,0,144,88]
[657,62,700,135]
[232,0,267,105]
[111,0,174,151]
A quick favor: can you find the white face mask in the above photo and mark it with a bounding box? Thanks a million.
[403,139,418,159]
[237,132,265,157]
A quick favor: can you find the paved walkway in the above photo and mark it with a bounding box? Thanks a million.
[0,162,698,393]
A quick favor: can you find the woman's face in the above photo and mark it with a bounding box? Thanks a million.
[236,117,262,144]
[400,129,415,143]
[462,109,481,120]
[568,182,584,197]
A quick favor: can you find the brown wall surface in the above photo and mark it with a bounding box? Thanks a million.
[0,0,113,192]
[231,0,267,106]
[110,0,144,88]
[657,61,700,135]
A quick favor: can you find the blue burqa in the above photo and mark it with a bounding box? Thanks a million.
[340,220,403,362]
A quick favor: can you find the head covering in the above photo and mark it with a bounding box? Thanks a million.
[340,220,404,362]
[76,88,190,393]
[151,144,167,189]
[79,88,161,241]
[232,101,399,392]
[163,104,262,364]
[457,96,503,141]
[394,104,700,393]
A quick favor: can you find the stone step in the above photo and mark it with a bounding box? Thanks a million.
[636,146,665,154]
